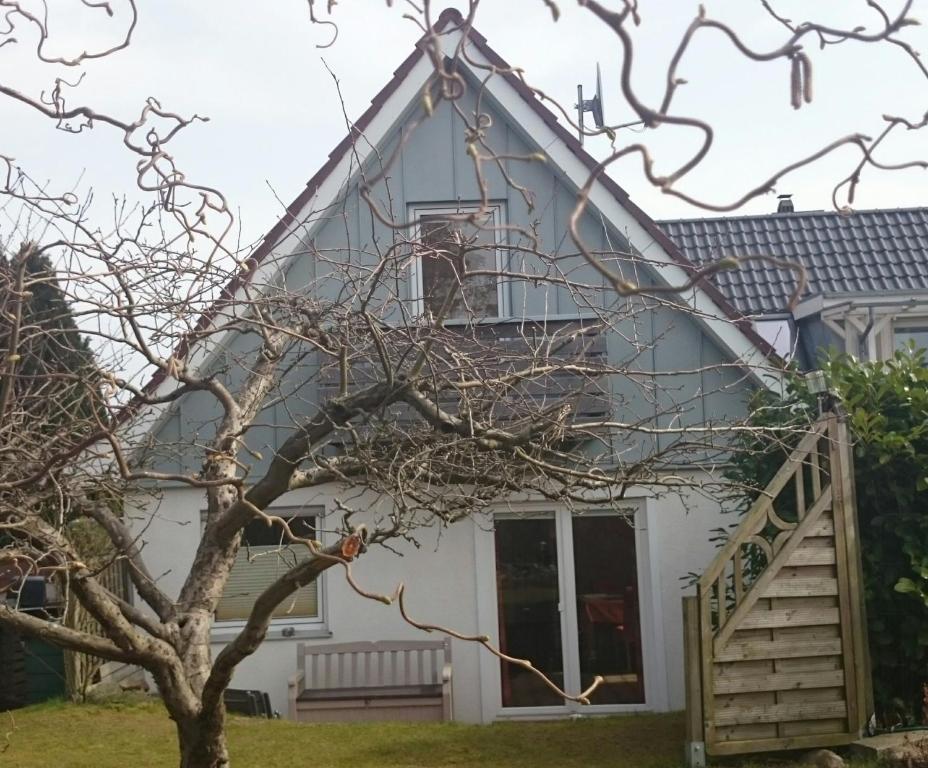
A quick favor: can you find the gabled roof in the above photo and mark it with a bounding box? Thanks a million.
[659,207,928,316]
[141,8,781,403]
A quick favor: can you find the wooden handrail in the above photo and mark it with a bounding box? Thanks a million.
[698,418,830,592]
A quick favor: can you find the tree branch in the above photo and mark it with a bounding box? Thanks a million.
[83,504,175,623]
[201,538,347,712]
[0,604,139,664]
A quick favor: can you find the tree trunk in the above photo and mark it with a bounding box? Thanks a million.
[169,612,229,768]
[176,711,229,768]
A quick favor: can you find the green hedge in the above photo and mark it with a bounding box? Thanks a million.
[726,348,928,725]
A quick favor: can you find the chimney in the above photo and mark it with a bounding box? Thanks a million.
[777,194,794,213]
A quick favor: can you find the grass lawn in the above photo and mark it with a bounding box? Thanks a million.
[0,698,873,768]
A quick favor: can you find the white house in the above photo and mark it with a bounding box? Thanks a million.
[128,8,781,723]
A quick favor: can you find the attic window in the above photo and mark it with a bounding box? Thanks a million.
[411,204,507,320]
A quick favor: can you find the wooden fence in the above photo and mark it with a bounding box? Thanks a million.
[63,559,133,699]
[683,414,871,765]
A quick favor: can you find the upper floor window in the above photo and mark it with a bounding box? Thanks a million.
[410,204,507,320]
[214,509,322,623]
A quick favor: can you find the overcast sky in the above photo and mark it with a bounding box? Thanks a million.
[2,0,926,251]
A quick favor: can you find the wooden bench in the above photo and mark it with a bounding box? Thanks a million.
[287,639,452,723]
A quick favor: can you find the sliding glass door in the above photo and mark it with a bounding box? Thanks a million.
[495,517,564,707]
[495,510,645,710]
[572,515,644,704]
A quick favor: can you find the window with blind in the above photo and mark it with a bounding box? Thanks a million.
[412,205,505,319]
[214,512,321,623]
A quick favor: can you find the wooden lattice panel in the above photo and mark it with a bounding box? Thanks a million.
[684,415,871,761]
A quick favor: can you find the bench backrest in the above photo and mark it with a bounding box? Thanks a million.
[297,639,451,690]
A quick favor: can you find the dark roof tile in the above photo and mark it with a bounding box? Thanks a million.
[659,208,928,315]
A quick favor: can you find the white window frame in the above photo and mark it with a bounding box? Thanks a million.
[472,499,666,721]
[892,318,928,356]
[408,202,510,321]
[205,506,330,642]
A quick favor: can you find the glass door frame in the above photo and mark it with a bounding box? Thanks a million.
[474,498,669,721]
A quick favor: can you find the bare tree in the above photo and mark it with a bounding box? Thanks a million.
[0,2,924,767]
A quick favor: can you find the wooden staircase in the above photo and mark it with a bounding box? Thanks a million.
[683,414,871,766]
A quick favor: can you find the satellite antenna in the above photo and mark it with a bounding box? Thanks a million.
[576,63,605,145]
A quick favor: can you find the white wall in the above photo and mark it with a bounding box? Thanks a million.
[128,485,484,721]
[646,483,732,710]
[129,475,729,721]
[222,517,484,721]
[753,318,794,360]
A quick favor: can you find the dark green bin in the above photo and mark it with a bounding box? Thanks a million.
[0,627,66,709]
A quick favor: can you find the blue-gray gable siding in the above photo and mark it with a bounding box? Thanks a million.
[144,77,751,479]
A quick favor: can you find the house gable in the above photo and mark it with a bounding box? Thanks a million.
[139,10,770,476]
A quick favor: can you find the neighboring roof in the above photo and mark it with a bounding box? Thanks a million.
[139,8,780,405]
[659,207,928,316]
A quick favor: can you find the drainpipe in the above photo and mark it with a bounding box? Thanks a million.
[858,307,876,360]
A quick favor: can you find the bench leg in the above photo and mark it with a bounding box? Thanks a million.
[441,679,453,721]
[287,672,303,721]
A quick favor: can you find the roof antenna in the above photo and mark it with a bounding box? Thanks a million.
[575,63,605,145]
